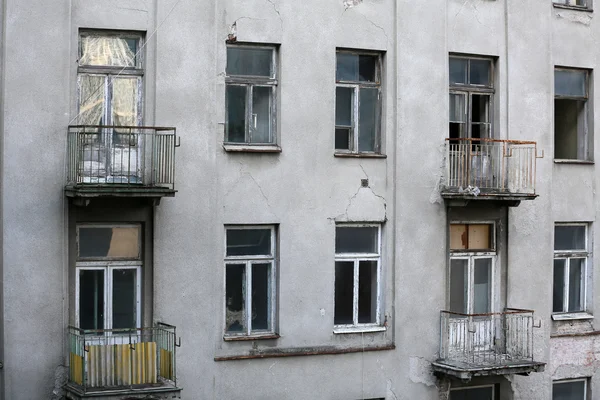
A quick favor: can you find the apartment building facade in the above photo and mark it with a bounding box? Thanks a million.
[0,0,599,399]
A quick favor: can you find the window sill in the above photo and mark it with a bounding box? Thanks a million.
[223,333,280,341]
[333,326,386,334]
[552,312,594,321]
[554,159,594,165]
[223,144,282,153]
[334,152,387,159]
[553,3,593,12]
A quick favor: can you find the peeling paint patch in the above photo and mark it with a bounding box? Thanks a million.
[344,0,362,9]
[556,11,592,25]
[409,356,435,387]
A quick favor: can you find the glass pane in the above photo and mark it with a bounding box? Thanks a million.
[449,58,467,84]
[568,259,584,312]
[470,59,491,86]
[226,228,272,256]
[449,93,466,123]
[555,69,587,97]
[78,75,106,126]
[225,264,246,333]
[80,36,137,67]
[78,226,140,259]
[358,88,378,152]
[358,261,377,323]
[79,270,104,331]
[555,225,586,251]
[334,261,354,324]
[554,99,586,160]
[473,258,492,314]
[450,386,494,400]
[336,87,353,127]
[335,128,351,150]
[226,47,273,77]
[111,77,139,128]
[449,259,468,314]
[251,86,273,143]
[112,269,137,330]
[553,381,586,400]
[226,85,247,143]
[471,94,490,123]
[335,226,378,254]
[553,259,566,313]
[336,53,358,81]
[358,55,377,82]
[251,263,271,331]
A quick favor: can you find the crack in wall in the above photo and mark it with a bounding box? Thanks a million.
[356,11,389,43]
[265,0,283,29]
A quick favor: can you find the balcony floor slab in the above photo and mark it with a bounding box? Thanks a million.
[432,358,546,381]
[65,382,181,400]
[65,185,176,199]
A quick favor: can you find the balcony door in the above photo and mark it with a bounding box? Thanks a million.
[77,33,143,184]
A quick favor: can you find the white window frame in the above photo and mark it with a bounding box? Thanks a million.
[334,223,383,331]
[223,225,277,337]
[225,44,278,146]
[553,0,590,10]
[553,223,590,315]
[334,50,383,154]
[450,384,495,400]
[449,222,497,315]
[552,378,588,400]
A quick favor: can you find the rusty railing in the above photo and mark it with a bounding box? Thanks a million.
[439,308,534,367]
[68,323,178,392]
[67,125,178,190]
[444,138,539,195]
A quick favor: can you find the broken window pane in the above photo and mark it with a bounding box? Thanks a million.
[554,99,586,160]
[473,258,491,314]
[555,69,586,97]
[358,261,377,323]
[79,269,104,331]
[449,58,467,85]
[469,59,491,86]
[226,85,247,143]
[449,224,468,250]
[468,224,492,250]
[334,261,354,325]
[226,228,271,256]
[112,269,136,330]
[568,259,584,312]
[449,259,468,314]
[555,225,586,251]
[251,86,273,143]
[336,226,378,254]
[553,380,586,400]
[358,55,377,82]
[78,226,140,259]
[227,47,272,77]
[553,259,566,313]
[80,36,137,67]
[336,53,358,81]
[358,88,378,152]
[251,263,271,331]
[225,264,246,333]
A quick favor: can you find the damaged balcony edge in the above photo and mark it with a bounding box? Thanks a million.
[551,330,600,338]
[552,3,593,12]
[222,144,282,153]
[334,152,387,159]
[214,343,395,361]
[223,333,280,341]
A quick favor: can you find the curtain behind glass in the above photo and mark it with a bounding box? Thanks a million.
[78,75,105,127]
[80,36,136,67]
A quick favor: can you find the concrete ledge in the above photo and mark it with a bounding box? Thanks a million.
[214,343,395,361]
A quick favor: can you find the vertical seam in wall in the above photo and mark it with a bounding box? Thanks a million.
[0,0,5,397]
[391,0,398,345]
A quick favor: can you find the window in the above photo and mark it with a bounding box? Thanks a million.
[553,379,587,400]
[225,45,277,145]
[450,385,494,400]
[335,51,382,154]
[553,0,589,9]
[449,56,494,141]
[553,224,589,313]
[224,226,276,336]
[334,225,381,328]
[449,223,495,314]
[554,68,591,160]
[76,225,142,331]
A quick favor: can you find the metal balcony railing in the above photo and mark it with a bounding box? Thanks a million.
[439,309,534,368]
[443,138,540,196]
[67,324,179,392]
[67,125,178,190]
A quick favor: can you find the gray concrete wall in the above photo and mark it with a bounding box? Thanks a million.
[2,0,600,399]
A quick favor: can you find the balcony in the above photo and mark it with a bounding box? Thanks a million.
[442,138,541,206]
[66,324,181,400]
[432,309,545,381]
[65,125,178,203]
